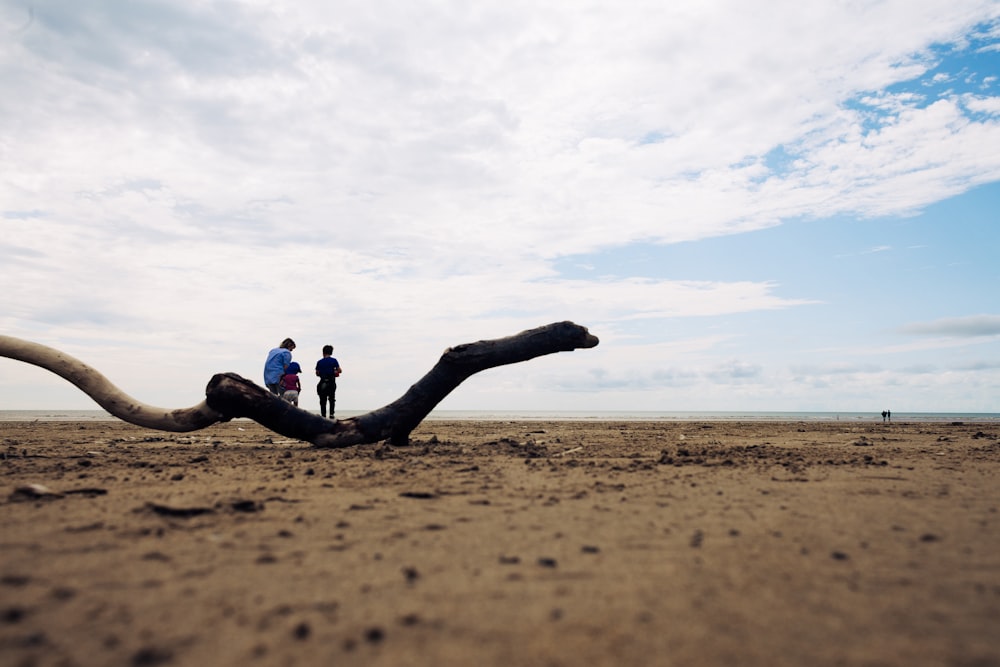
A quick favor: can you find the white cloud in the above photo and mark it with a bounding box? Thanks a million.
[965,94,1000,113]
[898,315,1000,337]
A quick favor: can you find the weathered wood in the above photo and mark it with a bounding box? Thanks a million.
[0,334,223,431]
[315,320,600,447]
[1,322,599,447]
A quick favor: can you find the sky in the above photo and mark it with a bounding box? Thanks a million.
[1,0,999,414]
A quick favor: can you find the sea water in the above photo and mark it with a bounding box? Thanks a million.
[0,409,997,423]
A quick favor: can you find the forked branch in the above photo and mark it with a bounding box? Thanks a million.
[0,322,599,447]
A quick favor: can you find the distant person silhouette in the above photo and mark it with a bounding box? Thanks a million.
[881,410,887,423]
[315,344,342,419]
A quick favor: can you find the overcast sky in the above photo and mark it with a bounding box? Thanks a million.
[2,0,999,414]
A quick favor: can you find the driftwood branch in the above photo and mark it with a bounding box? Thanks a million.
[0,322,599,447]
[0,335,223,431]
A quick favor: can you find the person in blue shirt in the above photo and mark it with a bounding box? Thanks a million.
[315,344,341,419]
[263,338,296,395]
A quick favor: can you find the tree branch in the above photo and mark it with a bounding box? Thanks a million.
[0,335,223,431]
[0,322,599,447]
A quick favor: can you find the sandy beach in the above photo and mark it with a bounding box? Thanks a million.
[2,418,999,666]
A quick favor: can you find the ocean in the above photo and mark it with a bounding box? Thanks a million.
[0,409,997,423]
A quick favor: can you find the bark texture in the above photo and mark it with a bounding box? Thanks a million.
[0,335,223,431]
[0,322,599,447]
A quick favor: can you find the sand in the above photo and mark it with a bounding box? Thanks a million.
[2,418,999,667]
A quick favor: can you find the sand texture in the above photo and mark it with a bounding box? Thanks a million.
[2,419,999,666]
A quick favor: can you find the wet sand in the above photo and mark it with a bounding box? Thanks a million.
[2,419,999,666]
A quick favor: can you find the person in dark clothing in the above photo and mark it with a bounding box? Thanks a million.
[315,344,341,419]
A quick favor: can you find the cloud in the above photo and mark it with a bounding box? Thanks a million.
[1,2,999,411]
[790,363,885,378]
[958,360,1000,371]
[707,360,764,383]
[6,3,1000,257]
[965,94,1000,114]
[3,209,46,219]
[897,315,1000,337]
